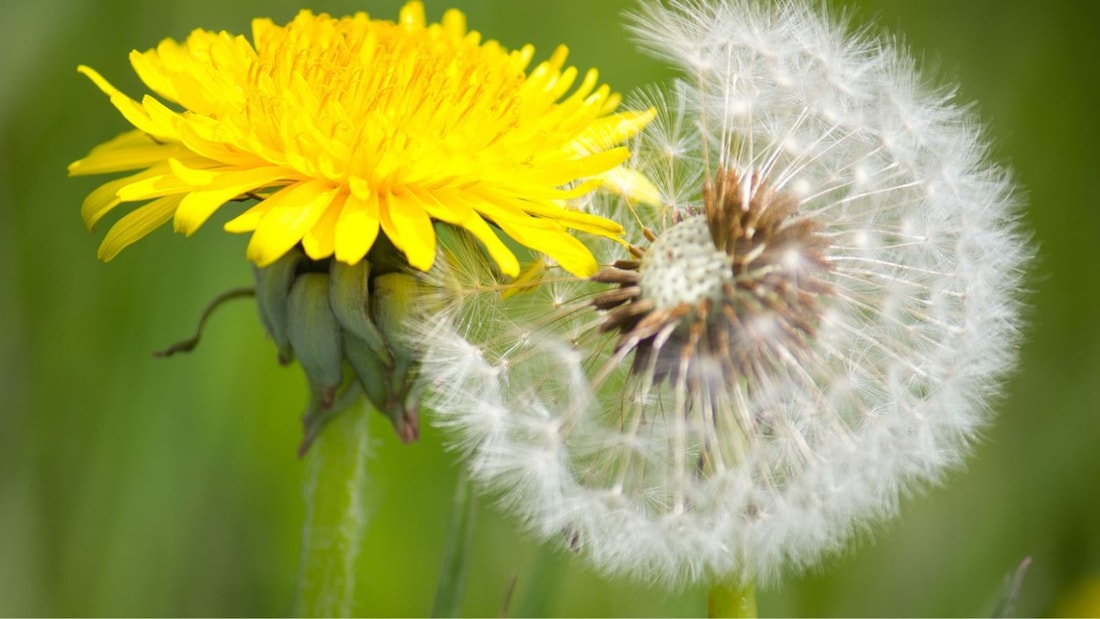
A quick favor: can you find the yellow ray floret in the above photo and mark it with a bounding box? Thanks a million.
[69,1,656,277]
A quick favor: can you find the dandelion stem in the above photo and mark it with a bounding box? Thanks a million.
[296,406,372,617]
[706,579,757,618]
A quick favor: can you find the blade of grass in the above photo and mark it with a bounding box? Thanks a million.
[432,474,476,617]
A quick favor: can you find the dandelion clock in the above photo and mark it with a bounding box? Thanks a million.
[416,0,1031,606]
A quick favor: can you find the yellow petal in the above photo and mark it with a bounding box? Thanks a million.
[399,1,426,28]
[472,189,624,239]
[175,166,291,235]
[141,95,185,135]
[495,218,598,278]
[167,157,216,186]
[245,179,339,266]
[302,192,347,260]
[334,192,380,264]
[222,201,272,233]
[129,48,179,104]
[384,191,437,271]
[411,186,518,277]
[546,66,579,101]
[456,215,519,277]
[77,65,171,140]
[81,166,167,229]
[526,147,630,188]
[250,17,276,51]
[69,131,185,176]
[573,108,657,153]
[173,117,262,168]
[98,194,184,261]
[440,9,466,37]
[116,172,194,202]
[441,189,559,230]
[561,68,600,104]
[600,91,623,115]
[596,166,664,207]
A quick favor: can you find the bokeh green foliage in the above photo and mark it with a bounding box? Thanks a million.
[1,0,1098,615]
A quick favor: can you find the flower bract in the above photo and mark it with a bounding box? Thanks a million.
[70,1,654,277]
[414,0,1031,588]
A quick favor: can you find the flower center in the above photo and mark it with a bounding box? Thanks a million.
[638,216,733,310]
[592,167,833,386]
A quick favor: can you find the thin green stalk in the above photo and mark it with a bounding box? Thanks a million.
[707,579,757,619]
[431,475,476,617]
[514,546,566,617]
[296,405,372,617]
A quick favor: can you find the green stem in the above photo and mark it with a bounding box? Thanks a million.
[296,405,372,617]
[707,579,757,619]
[431,475,476,617]
[153,287,255,357]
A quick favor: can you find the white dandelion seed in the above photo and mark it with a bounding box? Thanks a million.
[414,0,1030,588]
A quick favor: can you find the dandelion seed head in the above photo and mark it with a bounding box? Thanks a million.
[417,0,1030,589]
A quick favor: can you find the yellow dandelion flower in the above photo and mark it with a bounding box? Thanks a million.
[70,1,655,277]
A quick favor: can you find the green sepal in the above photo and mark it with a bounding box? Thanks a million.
[329,259,391,363]
[254,247,305,364]
[342,334,389,413]
[286,272,344,408]
[370,272,420,403]
[368,272,425,443]
[370,272,420,367]
[343,332,418,442]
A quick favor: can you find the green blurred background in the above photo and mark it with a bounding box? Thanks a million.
[2,0,1098,615]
